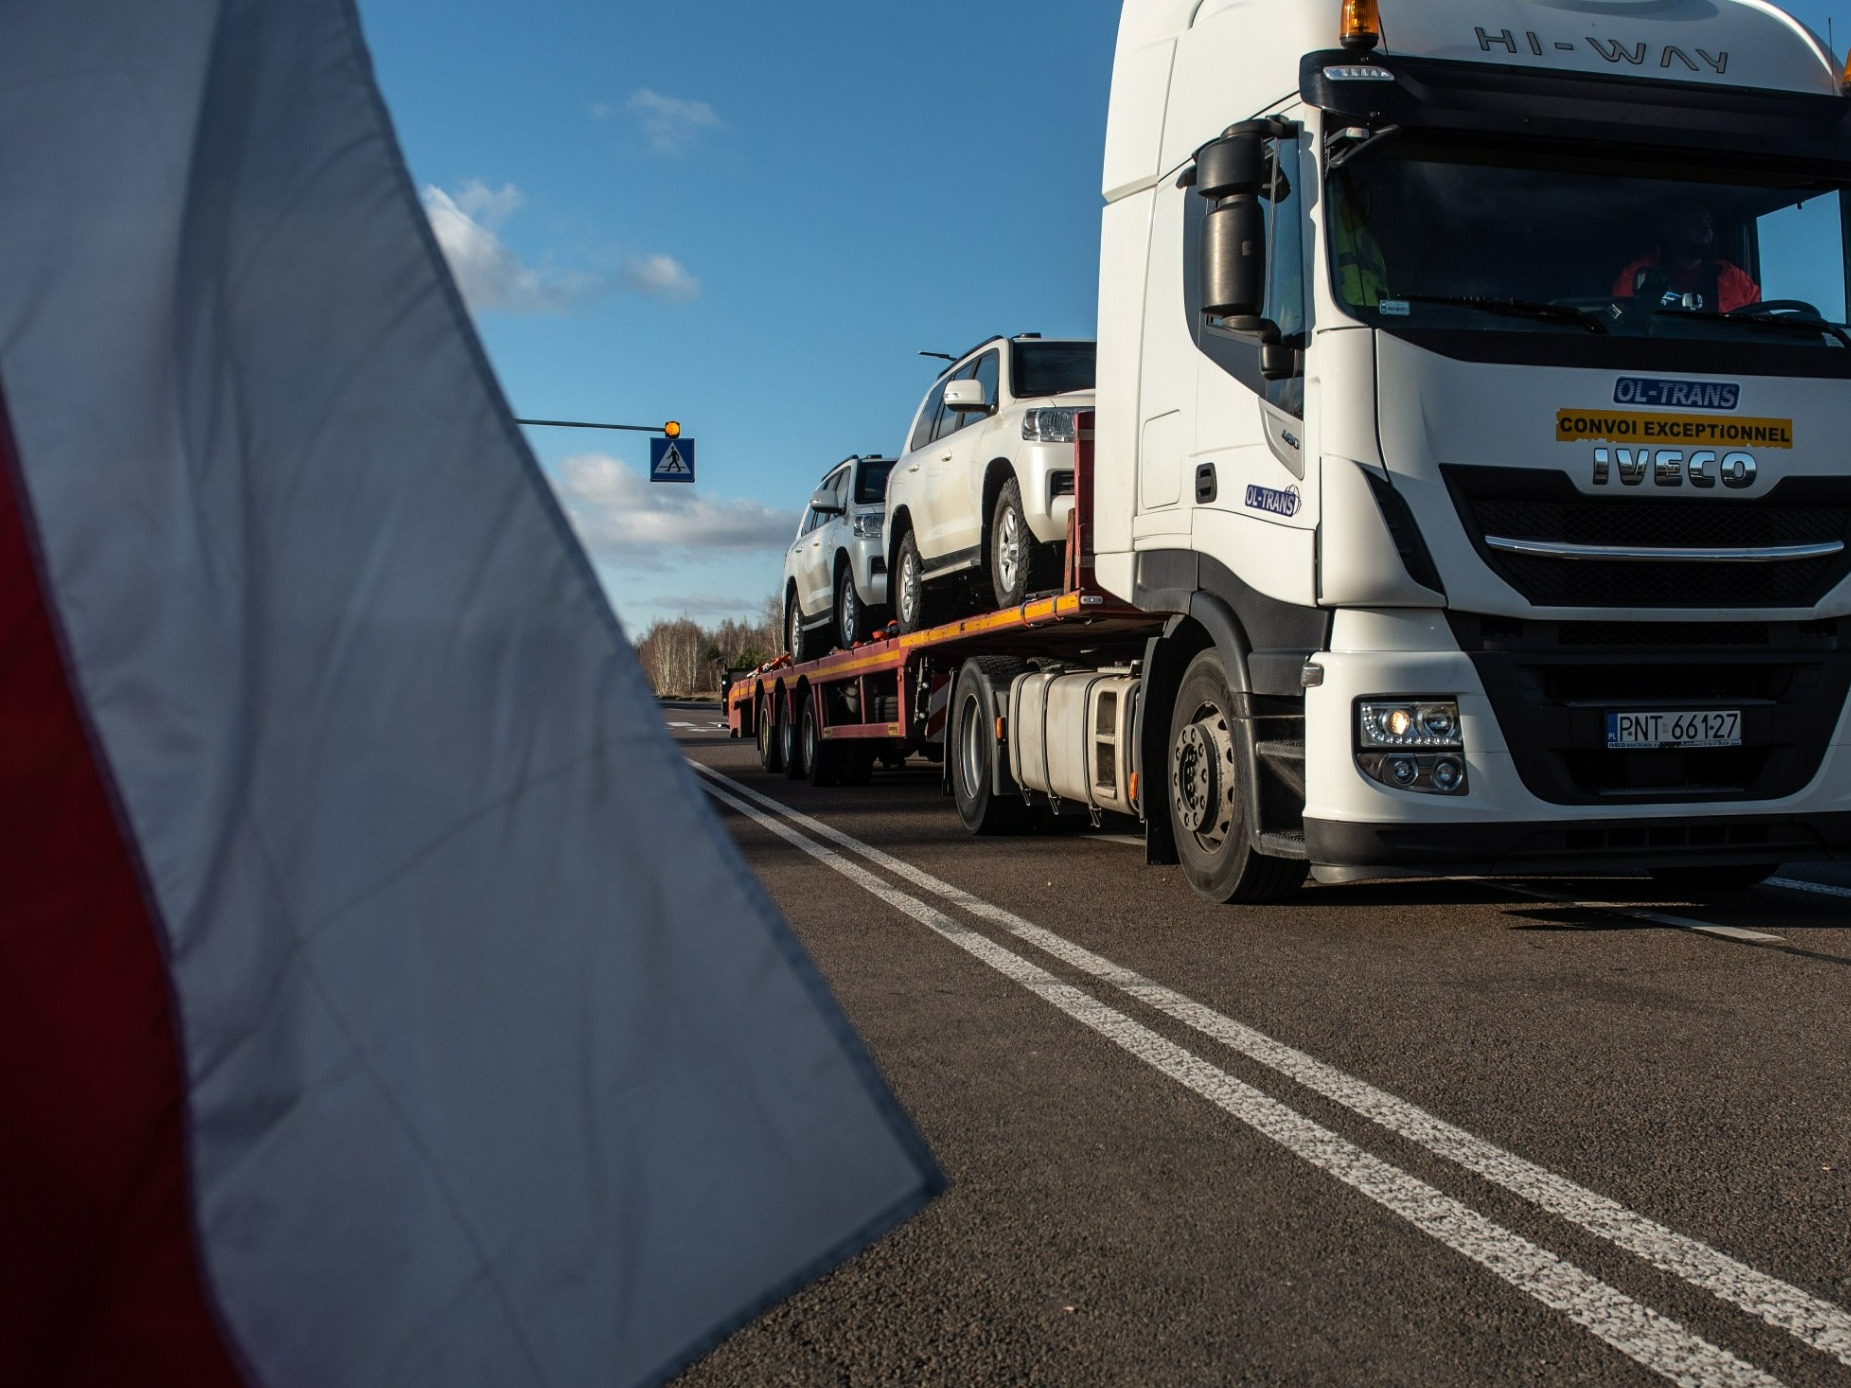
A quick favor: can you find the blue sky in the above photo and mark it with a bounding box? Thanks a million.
[354,0,1848,633]
[355,0,1116,632]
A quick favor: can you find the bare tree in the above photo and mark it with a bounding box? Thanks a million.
[633,594,780,696]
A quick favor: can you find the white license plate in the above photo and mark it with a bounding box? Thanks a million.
[1605,709,1741,750]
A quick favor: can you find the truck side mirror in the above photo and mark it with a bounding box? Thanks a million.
[1193,131,1267,324]
[808,485,843,514]
[943,379,991,414]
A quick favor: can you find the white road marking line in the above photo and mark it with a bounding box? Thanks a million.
[1493,884,1786,944]
[701,776,1785,1388]
[693,762,1851,1371]
[1769,877,1851,902]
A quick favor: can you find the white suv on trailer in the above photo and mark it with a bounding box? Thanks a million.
[885,335,1095,631]
[781,454,896,660]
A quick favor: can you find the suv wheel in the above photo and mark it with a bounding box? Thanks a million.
[990,478,1034,609]
[786,593,814,663]
[895,531,939,634]
[835,566,866,648]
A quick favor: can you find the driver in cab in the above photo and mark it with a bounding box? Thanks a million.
[1612,201,1761,313]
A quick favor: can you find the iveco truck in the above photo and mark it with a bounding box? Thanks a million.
[734,0,1851,904]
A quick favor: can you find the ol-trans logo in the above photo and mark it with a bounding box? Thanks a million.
[1556,379,1781,490]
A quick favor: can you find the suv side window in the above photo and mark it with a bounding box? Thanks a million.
[826,467,850,512]
[798,507,819,538]
[970,351,1000,411]
[910,381,948,452]
[932,360,979,443]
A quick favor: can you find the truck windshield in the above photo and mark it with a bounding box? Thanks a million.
[1328,139,1851,349]
[1012,341,1096,398]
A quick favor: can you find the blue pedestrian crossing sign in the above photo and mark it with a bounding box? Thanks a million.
[649,435,695,484]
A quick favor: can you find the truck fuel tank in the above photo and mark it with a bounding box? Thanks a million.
[1008,669,1141,819]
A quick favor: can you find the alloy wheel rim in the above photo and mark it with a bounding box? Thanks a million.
[998,510,1022,591]
[841,577,857,638]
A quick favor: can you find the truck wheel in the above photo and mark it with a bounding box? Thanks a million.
[895,531,940,634]
[757,692,783,773]
[950,656,1031,835]
[989,478,1033,609]
[781,690,807,780]
[786,595,815,663]
[1167,649,1306,904]
[803,697,842,787]
[1650,864,1777,892]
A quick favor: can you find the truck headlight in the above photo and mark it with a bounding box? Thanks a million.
[1022,408,1077,443]
[852,512,883,539]
[1356,699,1467,795]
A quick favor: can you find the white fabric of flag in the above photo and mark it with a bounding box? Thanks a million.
[0,2,940,1385]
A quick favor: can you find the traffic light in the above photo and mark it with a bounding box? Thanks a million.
[664,420,681,438]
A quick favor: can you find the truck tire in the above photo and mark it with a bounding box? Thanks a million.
[894,530,940,634]
[757,691,784,773]
[781,689,807,780]
[990,478,1033,609]
[803,697,841,787]
[950,656,1031,835]
[1167,649,1306,904]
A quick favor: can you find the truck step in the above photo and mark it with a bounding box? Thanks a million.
[1255,739,1307,797]
[1258,830,1308,860]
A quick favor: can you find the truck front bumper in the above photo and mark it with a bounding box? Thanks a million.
[1302,616,1851,873]
[1305,810,1851,874]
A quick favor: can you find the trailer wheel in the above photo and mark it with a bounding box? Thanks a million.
[756,692,784,773]
[803,698,842,787]
[1168,650,1306,904]
[781,689,807,780]
[950,656,1031,835]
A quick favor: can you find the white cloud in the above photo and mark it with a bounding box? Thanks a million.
[553,453,798,570]
[421,180,603,314]
[628,88,722,155]
[590,101,614,120]
[620,252,699,303]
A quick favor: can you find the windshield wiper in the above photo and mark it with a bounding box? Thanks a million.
[1388,295,1609,335]
[1658,308,1851,350]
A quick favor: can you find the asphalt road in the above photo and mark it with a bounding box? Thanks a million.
[658,701,1851,1387]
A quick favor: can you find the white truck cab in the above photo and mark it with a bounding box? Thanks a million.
[1073,0,1851,897]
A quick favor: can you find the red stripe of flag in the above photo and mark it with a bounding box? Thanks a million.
[0,396,247,1388]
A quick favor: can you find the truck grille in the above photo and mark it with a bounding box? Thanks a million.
[1443,465,1851,608]
[1447,614,1851,805]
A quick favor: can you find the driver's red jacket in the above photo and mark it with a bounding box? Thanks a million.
[1612,252,1762,313]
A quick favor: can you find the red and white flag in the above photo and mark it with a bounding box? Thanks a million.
[0,3,939,1385]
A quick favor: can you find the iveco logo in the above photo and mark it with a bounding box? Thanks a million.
[1592,447,1757,489]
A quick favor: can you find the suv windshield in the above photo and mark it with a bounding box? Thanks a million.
[854,459,894,505]
[1328,139,1851,349]
[1011,341,1096,398]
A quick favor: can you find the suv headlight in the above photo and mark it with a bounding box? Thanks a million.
[1022,408,1077,443]
[1356,699,1467,795]
[851,511,882,539]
